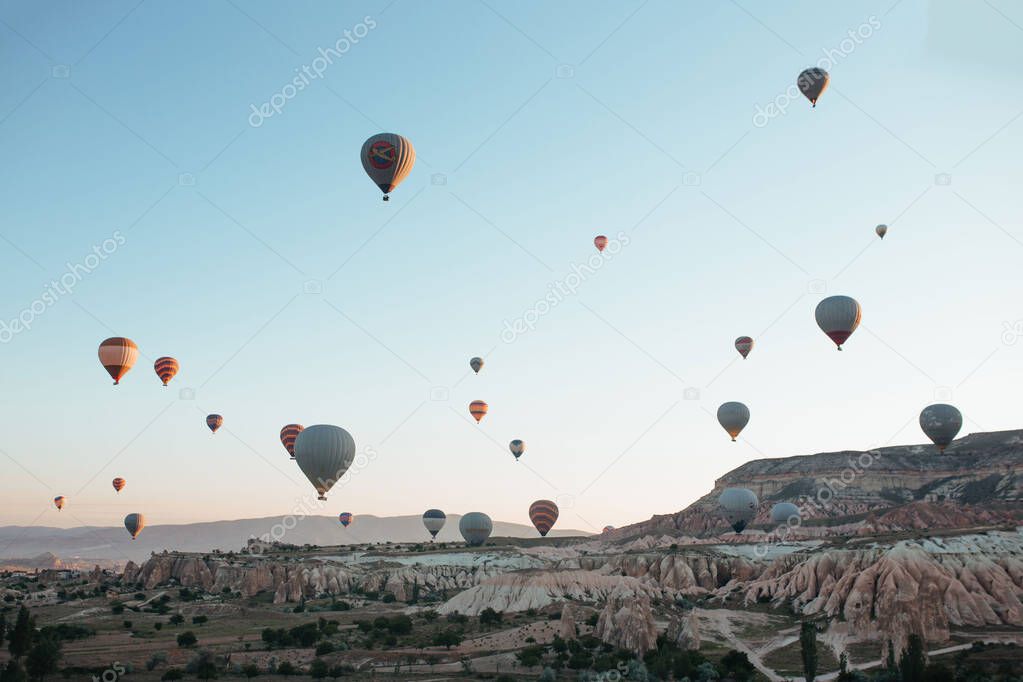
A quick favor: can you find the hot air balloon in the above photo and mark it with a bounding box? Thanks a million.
[602,525,615,533]
[154,356,179,386]
[594,235,608,252]
[919,404,962,453]
[423,509,446,539]
[876,224,888,239]
[459,512,493,547]
[280,424,304,459]
[528,500,559,537]
[361,133,415,201]
[717,402,750,441]
[206,414,223,433]
[124,513,145,539]
[470,357,484,374]
[339,512,353,528]
[53,496,65,511]
[770,502,800,525]
[112,477,126,493]
[797,67,829,107]
[98,337,139,385]
[509,439,525,460]
[735,336,754,359]
[469,400,488,423]
[293,425,357,501]
[815,295,862,350]
[718,488,758,533]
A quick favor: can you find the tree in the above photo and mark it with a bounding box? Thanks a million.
[241,663,259,678]
[176,631,198,648]
[431,629,462,649]
[0,661,27,682]
[309,659,328,679]
[0,615,7,645]
[169,614,185,626]
[25,637,61,681]
[900,634,927,682]
[189,651,218,680]
[161,669,184,681]
[800,621,818,682]
[277,661,296,676]
[8,606,34,659]
[192,615,208,626]
[479,608,503,626]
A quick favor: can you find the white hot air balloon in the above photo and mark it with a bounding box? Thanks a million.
[815,295,862,350]
[717,402,750,442]
[718,488,758,533]
[770,502,801,525]
[293,425,357,500]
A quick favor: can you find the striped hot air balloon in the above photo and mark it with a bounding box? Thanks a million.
[815,295,862,351]
[154,356,179,386]
[339,512,353,528]
[469,400,488,423]
[280,424,304,459]
[528,500,559,537]
[98,337,139,385]
[717,402,750,441]
[53,496,66,511]
[509,439,525,460]
[112,477,126,493]
[361,133,415,201]
[423,509,446,539]
[206,414,223,433]
[735,336,754,359]
[124,513,145,539]
[594,235,608,252]
[470,357,484,374]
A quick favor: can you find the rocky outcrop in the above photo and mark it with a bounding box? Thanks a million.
[731,532,1023,649]
[593,587,658,654]
[437,570,663,615]
[614,430,1023,539]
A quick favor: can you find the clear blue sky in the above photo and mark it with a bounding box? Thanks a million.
[1,1,1022,534]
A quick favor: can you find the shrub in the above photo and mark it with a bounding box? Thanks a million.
[309,658,329,679]
[277,661,296,676]
[161,669,184,681]
[479,608,503,626]
[176,631,198,648]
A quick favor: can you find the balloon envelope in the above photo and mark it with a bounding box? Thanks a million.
[459,512,493,546]
[124,513,145,539]
[919,404,962,452]
[361,133,415,200]
[280,424,304,459]
[53,496,65,511]
[735,336,754,359]
[293,425,357,500]
[339,512,353,528]
[469,400,488,423]
[112,477,126,493]
[718,488,758,533]
[470,357,484,374]
[717,402,750,441]
[528,500,559,537]
[815,295,862,350]
[98,337,139,385]
[423,509,446,538]
[594,235,608,252]
[876,224,888,239]
[509,439,525,459]
[206,414,223,433]
[770,502,800,525]
[602,525,615,533]
[797,67,830,106]
[154,357,179,386]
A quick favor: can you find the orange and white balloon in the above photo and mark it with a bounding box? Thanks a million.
[112,477,126,493]
[469,400,488,423]
[154,357,179,386]
[98,337,139,385]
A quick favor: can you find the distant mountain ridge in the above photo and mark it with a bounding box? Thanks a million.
[612,429,1023,539]
[0,514,590,564]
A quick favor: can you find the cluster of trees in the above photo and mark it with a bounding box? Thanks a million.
[262,618,340,650]
[0,606,64,681]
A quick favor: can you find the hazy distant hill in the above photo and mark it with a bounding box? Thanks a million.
[612,429,1023,539]
[0,514,589,564]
